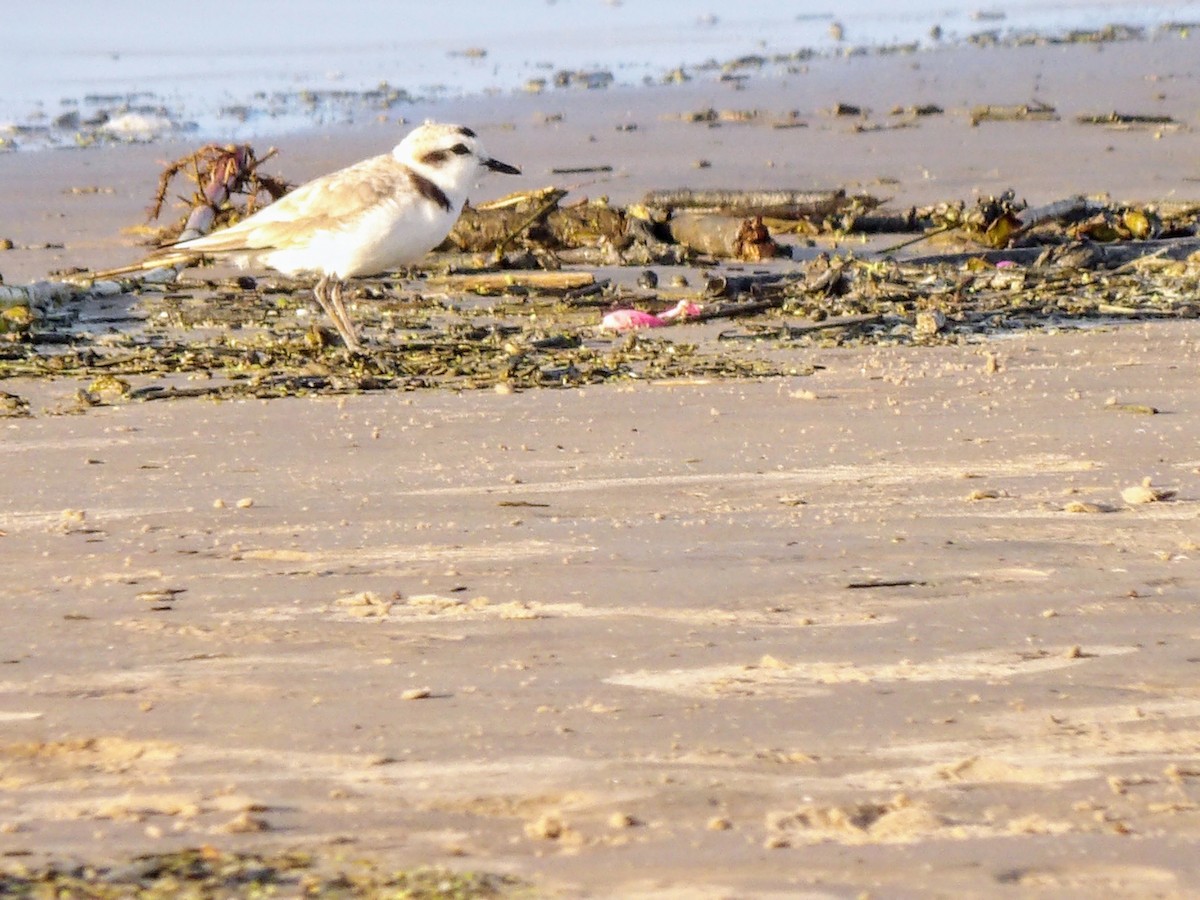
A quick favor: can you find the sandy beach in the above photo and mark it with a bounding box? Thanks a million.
[3,31,1200,898]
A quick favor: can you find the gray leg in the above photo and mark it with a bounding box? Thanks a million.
[328,281,363,352]
[311,277,362,352]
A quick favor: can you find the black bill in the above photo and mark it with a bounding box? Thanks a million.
[485,157,521,175]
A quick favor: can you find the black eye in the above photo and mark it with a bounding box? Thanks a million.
[449,142,471,155]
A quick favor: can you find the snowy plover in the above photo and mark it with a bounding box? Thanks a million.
[152,122,520,351]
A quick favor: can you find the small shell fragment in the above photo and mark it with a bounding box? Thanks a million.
[1106,402,1159,415]
[524,813,565,840]
[335,591,393,617]
[216,811,270,833]
[607,812,637,829]
[1121,477,1176,505]
[965,488,1001,501]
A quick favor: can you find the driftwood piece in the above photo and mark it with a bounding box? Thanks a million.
[484,188,569,255]
[668,213,785,261]
[550,165,614,175]
[561,279,612,304]
[969,102,1058,126]
[902,236,1200,269]
[876,226,956,256]
[1076,111,1177,127]
[1016,196,1104,232]
[695,297,786,321]
[424,271,596,294]
[447,195,624,252]
[642,188,850,220]
[1064,236,1200,268]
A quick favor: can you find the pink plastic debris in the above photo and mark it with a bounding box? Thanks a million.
[601,308,665,331]
[660,300,702,320]
[600,300,703,332]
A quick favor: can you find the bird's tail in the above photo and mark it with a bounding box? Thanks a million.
[86,249,199,281]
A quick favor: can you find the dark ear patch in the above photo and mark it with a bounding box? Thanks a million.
[419,148,450,166]
[457,126,477,138]
[407,169,452,213]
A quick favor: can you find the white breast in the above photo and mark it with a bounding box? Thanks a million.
[256,194,459,279]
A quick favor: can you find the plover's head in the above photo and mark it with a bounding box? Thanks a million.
[395,123,520,197]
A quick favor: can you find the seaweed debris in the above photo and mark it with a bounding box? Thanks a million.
[145,144,290,244]
[0,848,522,899]
[4,181,1199,410]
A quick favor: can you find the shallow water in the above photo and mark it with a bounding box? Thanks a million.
[2,0,1198,148]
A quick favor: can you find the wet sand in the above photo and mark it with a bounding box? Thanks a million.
[3,35,1200,897]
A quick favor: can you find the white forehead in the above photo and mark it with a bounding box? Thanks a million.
[400,122,479,150]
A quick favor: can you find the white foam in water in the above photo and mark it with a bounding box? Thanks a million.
[1,0,1197,147]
